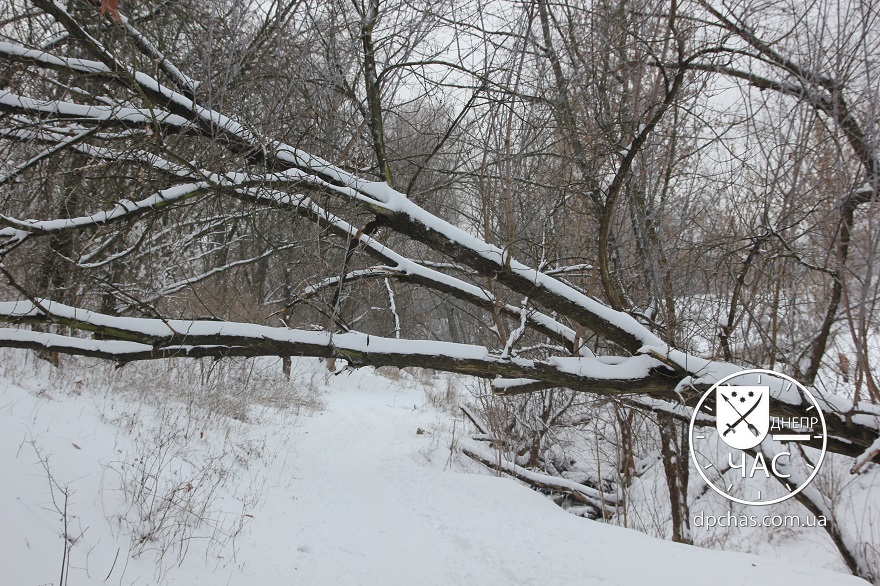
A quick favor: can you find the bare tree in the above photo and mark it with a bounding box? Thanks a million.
[1,0,879,580]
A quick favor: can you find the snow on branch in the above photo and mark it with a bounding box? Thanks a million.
[0,89,192,131]
[0,122,580,350]
[0,299,679,393]
[0,181,209,238]
[460,440,617,517]
[0,297,876,464]
[0,30,699,355]
[295,267,406,300]
[851,436,880,475]
[544,263,595,275]
[144,243,305,303]
[0,41,111,76]
[117,14,200,97]
[0,25,687,355]
[0,128,97,188]
[288,264,578,350]
[2,0,876,473]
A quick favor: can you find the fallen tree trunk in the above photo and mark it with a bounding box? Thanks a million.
[460,441,618,519]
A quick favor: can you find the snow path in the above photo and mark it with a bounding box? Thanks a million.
[0,362,869,585]
[224,372,867,585]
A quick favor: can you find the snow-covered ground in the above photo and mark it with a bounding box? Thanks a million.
[0,352,869,585]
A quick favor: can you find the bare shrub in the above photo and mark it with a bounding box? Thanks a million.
[4,351,316,580]
[26,439,79,586]
[105,405,265,573]
[424,376,461,415]
[88,358,311,575]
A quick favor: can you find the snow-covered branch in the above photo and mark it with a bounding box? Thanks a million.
[1,24,692,357]
[0,297,876,464]
[460,440,617,518]
[0,0,877,481]
[0,29,679,354]
[0,181,209,239]
[0,89,191,131]
[289,265,579,351]
[0,299,677,395]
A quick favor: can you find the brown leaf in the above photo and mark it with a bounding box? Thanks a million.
[99,0,121,24]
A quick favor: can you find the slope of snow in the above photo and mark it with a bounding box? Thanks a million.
[0,354,869,585]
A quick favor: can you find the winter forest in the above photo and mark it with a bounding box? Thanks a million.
[1,0,879,583]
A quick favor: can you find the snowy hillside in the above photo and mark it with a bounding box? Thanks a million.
[0,351,869,585]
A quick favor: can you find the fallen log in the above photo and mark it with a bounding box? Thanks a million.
[461,441,617,519]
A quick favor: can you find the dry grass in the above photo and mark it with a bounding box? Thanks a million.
[1,350,325,579]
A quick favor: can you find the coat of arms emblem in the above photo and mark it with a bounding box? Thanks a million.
[716,385,769,450]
